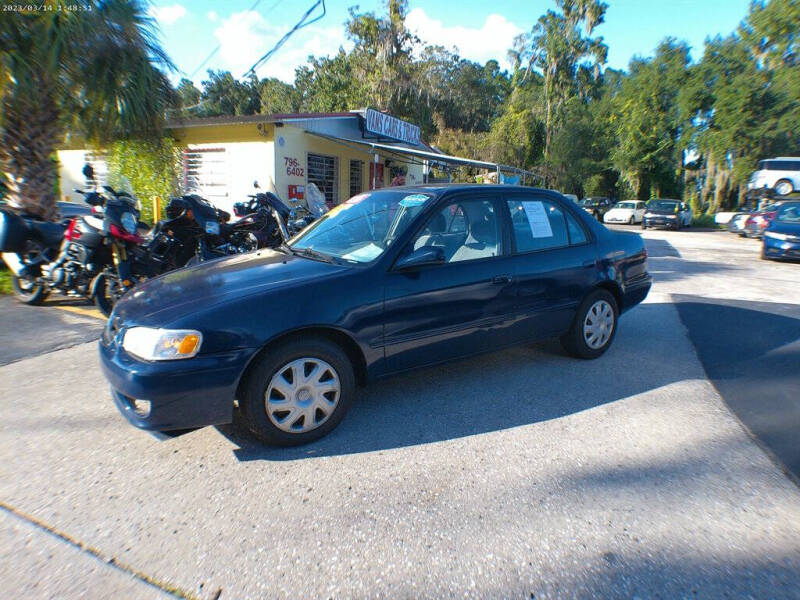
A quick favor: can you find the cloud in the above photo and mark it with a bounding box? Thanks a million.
[149,3,186,26]
[207,10,218,22]
[213,10,349,82]
[405,8,523,71]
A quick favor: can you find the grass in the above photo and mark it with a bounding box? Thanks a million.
[0,266,12,295]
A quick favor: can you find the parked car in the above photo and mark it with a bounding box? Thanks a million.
[641,199,692,230]
[743,202,785,239]
[762,202,800,260]
[727,211,754,236]
[747,157,800,197]
[603,201,647,225]
[100,185,652,446]
[579,197,612,221]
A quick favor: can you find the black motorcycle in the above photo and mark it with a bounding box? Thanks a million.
[0,181,144,316]
[135,194,235,276]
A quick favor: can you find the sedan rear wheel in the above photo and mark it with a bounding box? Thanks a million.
[239,337,355,446]
[561,289,618,359]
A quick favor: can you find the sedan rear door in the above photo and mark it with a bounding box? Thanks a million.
[500,194,597,344]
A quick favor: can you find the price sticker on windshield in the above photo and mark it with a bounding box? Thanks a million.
[399,194,430,207]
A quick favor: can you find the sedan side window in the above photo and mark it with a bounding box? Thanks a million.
[411,199,501,263]
[507,199,569,252]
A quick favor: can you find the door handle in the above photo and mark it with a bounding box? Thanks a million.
[492,274,512,284]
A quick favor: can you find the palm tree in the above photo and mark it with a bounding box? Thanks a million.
[0,0,175,219]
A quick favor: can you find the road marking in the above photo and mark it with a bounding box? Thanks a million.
[52,304,105,320]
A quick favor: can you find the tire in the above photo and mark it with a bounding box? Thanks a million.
[641,222,647,230]
[774,179,793,197]
[11,274,48,305]
[628,216,635,225]
[674,219,682,231]
[561,289,619,360]
[238,337,355,446]
[93,275,114,316]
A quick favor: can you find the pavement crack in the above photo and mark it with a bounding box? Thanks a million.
[0,500,202,600]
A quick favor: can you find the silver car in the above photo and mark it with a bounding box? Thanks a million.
[747,157,800,197]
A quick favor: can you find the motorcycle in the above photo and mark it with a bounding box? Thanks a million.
[135,193,239,276]
[0,174,144,316]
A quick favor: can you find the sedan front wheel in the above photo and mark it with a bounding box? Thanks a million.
[239,337,355,446]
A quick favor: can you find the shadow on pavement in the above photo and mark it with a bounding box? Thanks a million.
[673,295,800,481]
[218,302,698,461]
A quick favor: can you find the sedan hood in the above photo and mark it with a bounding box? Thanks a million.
[113,249,349,326]
[767,221,800,236]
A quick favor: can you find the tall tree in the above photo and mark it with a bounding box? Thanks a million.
[516,0,608,168]
[612,39,690,200]
[0,0,175,219]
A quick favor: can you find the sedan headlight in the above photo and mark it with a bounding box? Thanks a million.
[764,231,789,240]
[121,211,137,234]
[123,327,203,361]
[665,214,677,219]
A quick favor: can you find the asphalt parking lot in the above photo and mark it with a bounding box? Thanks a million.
[1,228,799,599]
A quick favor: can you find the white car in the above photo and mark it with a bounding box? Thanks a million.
[747,157,800,196]
[603,200,647,224]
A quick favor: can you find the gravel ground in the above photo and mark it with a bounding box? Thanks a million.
[1,229,799,599]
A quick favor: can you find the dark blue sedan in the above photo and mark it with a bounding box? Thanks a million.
[762,201,800,260]
[100,185,652,445]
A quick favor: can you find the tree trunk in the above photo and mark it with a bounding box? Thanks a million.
[0,88,62,220]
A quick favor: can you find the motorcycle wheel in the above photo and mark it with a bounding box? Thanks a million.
[11,274,48,305]
[93,272,121,317]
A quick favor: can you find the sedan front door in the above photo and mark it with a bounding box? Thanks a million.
[382,195,517,373]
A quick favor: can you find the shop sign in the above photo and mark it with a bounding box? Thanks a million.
[364,108,420,146]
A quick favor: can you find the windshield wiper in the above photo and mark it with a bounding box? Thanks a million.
[291,247,337,264]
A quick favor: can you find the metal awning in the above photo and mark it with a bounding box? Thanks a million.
[304,131,540,182]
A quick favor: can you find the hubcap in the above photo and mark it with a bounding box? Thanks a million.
[775,181,792,196]
[264,358,341,433]
[583,300,614,349]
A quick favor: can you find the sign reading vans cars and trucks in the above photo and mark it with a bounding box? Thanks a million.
[364,108,421,146]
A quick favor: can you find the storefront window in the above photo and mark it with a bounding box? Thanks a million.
[308,153,339,206]
[349,160,363,199]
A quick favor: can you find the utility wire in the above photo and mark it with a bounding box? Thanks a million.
[243,0,326,78]
[188,0,285,80]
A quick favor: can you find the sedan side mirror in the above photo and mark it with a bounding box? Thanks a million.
[395,246,445,270]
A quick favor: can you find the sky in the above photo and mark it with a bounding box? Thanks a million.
[149,0,753,85]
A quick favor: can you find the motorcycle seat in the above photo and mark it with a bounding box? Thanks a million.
[29,220,66,247]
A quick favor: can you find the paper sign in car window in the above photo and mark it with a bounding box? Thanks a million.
[341,242,383,262]
[522,201,553,238]
[399,194,430,208]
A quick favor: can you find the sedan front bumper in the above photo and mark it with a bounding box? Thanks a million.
[100,340,255,432]
[763,235,800,260]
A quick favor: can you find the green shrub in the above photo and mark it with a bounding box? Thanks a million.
[691,213,717,228]
[0,266,12,295]
[106,138,181,224]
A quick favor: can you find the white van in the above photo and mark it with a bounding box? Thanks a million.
[747,157,800,196]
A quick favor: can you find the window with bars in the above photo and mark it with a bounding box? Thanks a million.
[308,153,339,206]
[183,147,229,204]
[349,160,363,199]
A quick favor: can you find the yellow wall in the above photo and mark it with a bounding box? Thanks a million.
[273,124,424,206]
[169,122,273,145]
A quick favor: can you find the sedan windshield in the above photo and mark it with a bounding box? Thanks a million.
[775,204,800,223]
[289,190,434,263]
[647,200,678,211]
[615,202,636,209]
